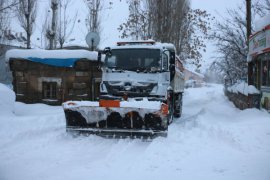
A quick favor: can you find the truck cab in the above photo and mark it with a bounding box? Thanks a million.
[63,41,185,138]
[99,40,185,118]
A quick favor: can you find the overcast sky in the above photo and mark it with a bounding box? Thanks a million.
[84,0,243,71]
[102,0,243,72]
[11,0,244,71]
[192,0,241,14]
[191,0,243,71]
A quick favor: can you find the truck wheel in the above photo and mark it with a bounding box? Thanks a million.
[168,113,173,125]
[168,101,174,125]
[173,93,182,118]
[179,93,183,117]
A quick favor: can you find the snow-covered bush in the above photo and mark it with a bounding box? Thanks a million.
[227,81,260,96]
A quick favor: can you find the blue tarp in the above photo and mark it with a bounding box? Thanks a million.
[27,57,81,67]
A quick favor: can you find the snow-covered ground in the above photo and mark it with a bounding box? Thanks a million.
[0,84,270,180]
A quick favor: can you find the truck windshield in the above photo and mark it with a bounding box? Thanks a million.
[105,49,161,71]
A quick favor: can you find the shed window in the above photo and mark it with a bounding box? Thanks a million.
[42,82,57,99]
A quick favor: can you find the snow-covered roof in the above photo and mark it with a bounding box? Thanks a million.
[184,68,204,78]
[161,43,176,52]
[63,39,89,48]
[254,14,270,32]
[5,49,98,68]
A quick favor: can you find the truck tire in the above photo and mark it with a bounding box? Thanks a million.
[179,93,183,117]
[173,93,182,118]
[167,99,174,125]
[167,112,173,125]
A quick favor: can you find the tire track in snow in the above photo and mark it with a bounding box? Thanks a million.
[170,86,244,151]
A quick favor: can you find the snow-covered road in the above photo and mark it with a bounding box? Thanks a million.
[0,84,270,180]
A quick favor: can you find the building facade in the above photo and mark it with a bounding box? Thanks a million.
[183,69,204,88]
[248,24,270,111]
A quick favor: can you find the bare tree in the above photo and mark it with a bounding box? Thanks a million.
[149,0,188,43]
[178,9,213,68]
[16,0,37,49]
[84,0,101,34]
[253,0,270,16]
[210,4,250,84]
[57,0,77,49]
[149,0,212,68]
[210,0,270,85]
[118,0,212,68]
[0,1,19,12]
[118,0,190,43]
[39,7,51,49]
[118,0,149,40]
[0,1,12,43]
[46,0,58,50]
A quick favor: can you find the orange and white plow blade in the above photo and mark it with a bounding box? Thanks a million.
[63,100,169,138]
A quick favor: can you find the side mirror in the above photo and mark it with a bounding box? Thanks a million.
[162,52,169,71]
[98,50,102,63]
[103,47,112,56]
[170,64,175,81]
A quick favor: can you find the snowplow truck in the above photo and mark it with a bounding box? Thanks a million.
[63,40,185,138]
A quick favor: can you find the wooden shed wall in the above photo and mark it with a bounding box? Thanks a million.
[9,58,101,105]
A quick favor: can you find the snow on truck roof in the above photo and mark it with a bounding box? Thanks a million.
[111,40,176,52]
[5,49,98,68]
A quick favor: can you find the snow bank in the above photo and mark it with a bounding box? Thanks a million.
[254,14,270,32]
[0,83,15,115]
[1,84,270,180]
[5,49,98,62]
[227,82,260,96]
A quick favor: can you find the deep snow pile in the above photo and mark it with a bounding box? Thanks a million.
[0,83,15,115]
[0,84,270,180]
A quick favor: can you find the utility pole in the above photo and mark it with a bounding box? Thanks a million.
[246,0,252,85]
